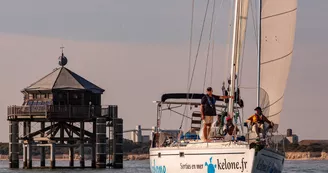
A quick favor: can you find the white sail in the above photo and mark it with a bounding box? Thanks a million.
[260,0,297,127]
[236,0,249,76]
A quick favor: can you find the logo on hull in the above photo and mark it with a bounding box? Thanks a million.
[205,157,216,173]
[178,156,248,172]
[217,158,247,172]
[151,160,166,173]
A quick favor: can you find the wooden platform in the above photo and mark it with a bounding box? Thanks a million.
[7,105,109,121]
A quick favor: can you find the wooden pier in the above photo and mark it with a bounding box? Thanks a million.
[7,51,123,169]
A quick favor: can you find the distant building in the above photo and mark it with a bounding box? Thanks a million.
[271,129,298,145]
[286,129,298,144]
[130,125,142,143]
[129,125,180,143]
[286,136,299,144]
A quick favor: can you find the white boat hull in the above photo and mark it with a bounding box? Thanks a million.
[149,142,285,173]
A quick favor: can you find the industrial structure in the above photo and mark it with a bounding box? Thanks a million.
[126,125,180,144]
[7,49,123,169]
[286,128,299,144]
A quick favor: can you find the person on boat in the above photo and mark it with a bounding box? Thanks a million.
[246,107,274,138]
[200,87,231,141]
[223,116,239,136]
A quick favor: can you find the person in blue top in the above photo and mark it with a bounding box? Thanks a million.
[201,87,231,141]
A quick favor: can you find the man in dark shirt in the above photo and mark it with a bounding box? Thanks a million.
[200,87,231,141]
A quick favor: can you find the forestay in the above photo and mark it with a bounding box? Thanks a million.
[260,0,297,127]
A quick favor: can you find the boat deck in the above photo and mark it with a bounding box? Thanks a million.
[152,140,250,151]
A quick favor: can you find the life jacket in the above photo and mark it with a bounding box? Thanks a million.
[251,114,264,124]
[205,95,216,108]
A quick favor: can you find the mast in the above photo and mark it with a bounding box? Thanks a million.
[256,0,262,107]
[228,0,240,116]
[235,0,241,94]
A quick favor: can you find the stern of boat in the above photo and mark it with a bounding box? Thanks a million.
[252,148,285,173]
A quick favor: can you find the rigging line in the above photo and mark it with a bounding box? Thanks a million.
[238,43,246,86]
[179,0,195,133]
[169,110,192,120]
[203,0,217,91]
[263,94,284,109]
[187,0,210,94]
[187,0,195,97]
[185,0,195,120]
[210,37,214,86]
[182,0,210,119]
[262,8,297,20]
[210,0,224,87]
[178,0,210,139]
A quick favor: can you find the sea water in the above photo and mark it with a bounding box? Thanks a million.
[0,160,326,173]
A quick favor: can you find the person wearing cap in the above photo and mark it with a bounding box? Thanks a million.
[200,87,232,141]
[223,116,239,136]
[246,107,274,138]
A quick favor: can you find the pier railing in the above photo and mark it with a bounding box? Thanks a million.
[7,105,103,120]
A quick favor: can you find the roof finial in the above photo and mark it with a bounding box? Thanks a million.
[58,45,68,67]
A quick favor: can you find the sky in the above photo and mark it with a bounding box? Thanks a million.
[0,0,327,141]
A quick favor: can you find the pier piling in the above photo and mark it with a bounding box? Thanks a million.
[113,118,123,168]
[96,117,107,168]
[27,143,32,169]
[50,144,56,168]
[9,121,19,168]
[69,146,74,167]
[92,120,97,168]
[80,122,85,168]
[23,145,27,168]
[40,122,46,167]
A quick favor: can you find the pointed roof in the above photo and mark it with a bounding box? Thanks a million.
[23,67,105,94]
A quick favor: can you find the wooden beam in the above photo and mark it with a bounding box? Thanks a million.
[47,125,60,137]
[33,137,56,143]
[64,123,81,137]
[60,123,65,144]
[21,123,59,139]
[63,124,72,138]
[50,137,91,142]
[65,123,93,137]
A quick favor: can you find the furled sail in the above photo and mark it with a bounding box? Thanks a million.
[235,0,249,76]
[260,0,297,128]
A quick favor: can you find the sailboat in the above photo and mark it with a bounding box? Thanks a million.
[149,0,297,172]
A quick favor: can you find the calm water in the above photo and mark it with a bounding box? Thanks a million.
[0,160,326,173]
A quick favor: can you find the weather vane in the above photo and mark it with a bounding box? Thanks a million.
[58,45,68,67]
[60,45,65,54]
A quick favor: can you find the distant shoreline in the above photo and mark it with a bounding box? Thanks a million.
[285,151,328,160]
